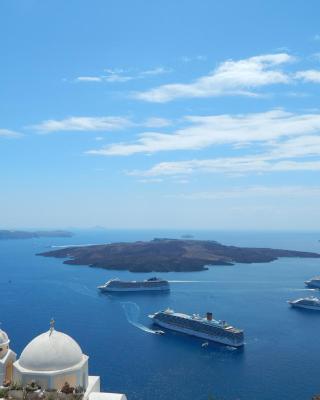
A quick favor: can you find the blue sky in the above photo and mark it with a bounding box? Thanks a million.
[1,0,320,230]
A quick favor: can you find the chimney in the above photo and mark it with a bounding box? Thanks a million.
[206,312,213,321]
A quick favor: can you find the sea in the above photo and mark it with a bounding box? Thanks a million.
[1,230,320,400]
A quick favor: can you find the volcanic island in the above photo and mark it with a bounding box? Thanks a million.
[38,238,320,273]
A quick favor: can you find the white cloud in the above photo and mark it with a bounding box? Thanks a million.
[295,69,320,83]
[311,52,320,61]
[126,129,320,178]
[30,116,172,134]
[169,186,320,200]
[128,157,320,177]
[142,117,172,128]
[0,129,21,138]
[76,76,102,82]
[109,112,320,178]
[104,74,133,83]
[75,66,171,84]
[269,135,320,158]
[75,69,134,83]
[87,110,320,156]
[138,178,164,183]
[181,55,207,63]
[134,53,294,102]
[284,91,310,98]
[31,116,133,133]
[140,67,171,76]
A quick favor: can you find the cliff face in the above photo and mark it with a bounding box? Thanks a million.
[38,238,320,273]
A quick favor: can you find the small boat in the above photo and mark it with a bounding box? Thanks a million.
[154,330,165,335]
[201,342,209,348]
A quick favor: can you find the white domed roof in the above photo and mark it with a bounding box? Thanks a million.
[19,329,84,372]
[0,329,9,346]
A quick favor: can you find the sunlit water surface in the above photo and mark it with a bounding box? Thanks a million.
[1,230,320,400]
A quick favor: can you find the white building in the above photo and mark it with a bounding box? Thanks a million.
[1,320,127,400]
[0,328,17,386]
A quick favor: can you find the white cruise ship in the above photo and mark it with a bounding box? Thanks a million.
[98,277,170,292]
[149,309,244,347]
[288,297,320,310]
[305,276,320,289]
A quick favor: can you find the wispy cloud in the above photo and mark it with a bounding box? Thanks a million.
[134,53,294,102]
[269,135,320,158]
[169,186,320,200]
[311,52,320,61]
[31,116,133,133]
[140,67,172,76]
[76,76,103,82]
[128,156,320,178]
[30,116,172,134]
[142,117,172,128]
[295,69,320,83]
[0,128,22,138]
[181,55,207,63]
[75,73,132,83]
[82,109,320,179]
[75,66,171,84]
[138,178,164,184]
[127,133,320,177]
[87,109,320,156]
[103,69,134,82]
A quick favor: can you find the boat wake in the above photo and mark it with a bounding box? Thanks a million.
[225,345,238,351]
[67,282,98,299]
[286,288,316,292]
[169,280,218,283]
[121,302,157,334]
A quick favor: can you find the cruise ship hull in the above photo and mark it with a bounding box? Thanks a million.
[305,281,320,289]
[99,285,169,292]
[289,303,320,310]
[151,318,244,347]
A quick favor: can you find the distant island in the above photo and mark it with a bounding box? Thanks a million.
[0,230,73,240]
[38,238,320,272]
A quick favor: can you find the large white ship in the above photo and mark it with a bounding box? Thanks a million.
[98,277,170,292]
[305,276,320,289]
[288,297,320,310]
[149,309,244,347]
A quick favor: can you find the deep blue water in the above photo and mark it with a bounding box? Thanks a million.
[1,230,320,400]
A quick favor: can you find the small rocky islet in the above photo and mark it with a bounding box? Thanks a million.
[0,230,73,240]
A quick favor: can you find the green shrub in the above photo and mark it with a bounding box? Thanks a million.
[9,382,23,391]
[46,394,57,400]
[74,387,84,394]
[25,381,40,392]
[0,388,9,399]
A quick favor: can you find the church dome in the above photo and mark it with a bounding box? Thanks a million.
[19,329,84,372]
[0,329,9,345]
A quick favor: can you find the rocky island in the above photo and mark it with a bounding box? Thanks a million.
[38,238,320,272]
[0,230,73,240]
